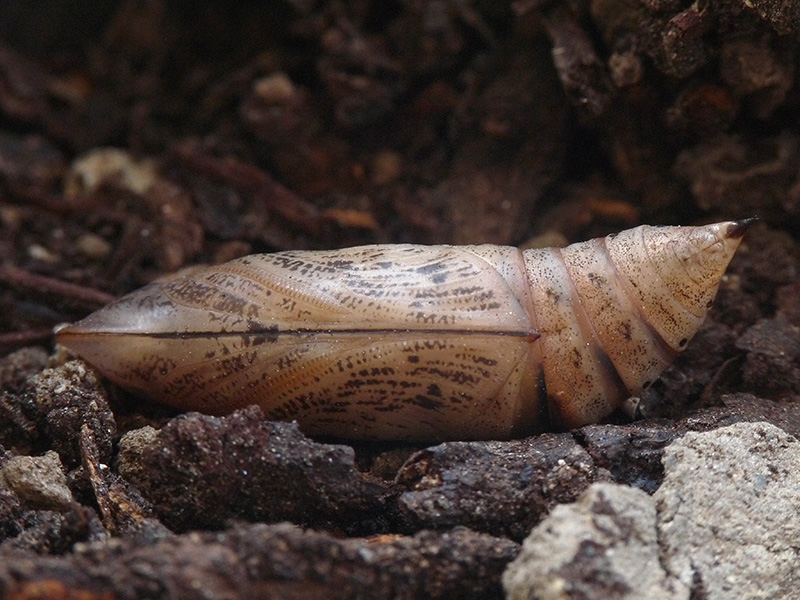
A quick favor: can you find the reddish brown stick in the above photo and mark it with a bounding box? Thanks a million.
[0,266,116,309]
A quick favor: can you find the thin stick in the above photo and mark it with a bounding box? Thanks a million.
[0,327,54,350]
[0,266,116,308]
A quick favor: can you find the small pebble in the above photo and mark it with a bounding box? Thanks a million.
[65,147,156,198]
[27,243,57,263]
[252,72,296,104]
[0,451,73,511]
[76,233,112,259]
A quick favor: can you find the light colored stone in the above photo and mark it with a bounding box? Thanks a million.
[503,482,688,600]
[252,72,296,104]
[0,450,73,511]
[116,426,159,483]
[76,233,112,259]
[65,147,156,197]
[654,421,800,600]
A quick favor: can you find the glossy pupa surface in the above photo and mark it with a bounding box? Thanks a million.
[56,220,751,441]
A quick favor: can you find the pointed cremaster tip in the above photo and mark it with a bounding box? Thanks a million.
[726,217,758,239]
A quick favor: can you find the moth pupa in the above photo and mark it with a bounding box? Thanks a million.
[56,220,752,441]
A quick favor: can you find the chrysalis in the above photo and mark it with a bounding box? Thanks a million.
[56,220,751,441]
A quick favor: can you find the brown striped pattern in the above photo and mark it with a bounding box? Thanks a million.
[56,221,749,440]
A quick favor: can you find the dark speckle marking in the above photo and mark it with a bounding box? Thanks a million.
[678,337,688,348]
[416,262,445,275]
[572,347,582,368]
[413,395,445,410]
[535,369,552,429]
[587,272,605,286]
[329,259,354,269]
[473,356,497,366]
[427,383,442,397]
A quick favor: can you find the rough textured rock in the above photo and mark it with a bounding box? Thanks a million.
[118,406,397,534]
[505,421,800,600]
[655,421,800,599]
[0,347,50,453]
[717,393,800,438]
[0,450,72,511]
[0,347,48,394]
[115,425,159,484]
[0,360,117,468]
[31,361,116,466]
[0,487,25,542]
[0,504,104,555]
[577,395,800,495]
[396,434,601,541]
[736,316,800,396]
[503,482,687,600]
[0,523,518,600]
[577,422,679,494]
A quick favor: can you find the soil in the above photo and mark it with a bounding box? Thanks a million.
[0,2,798,598]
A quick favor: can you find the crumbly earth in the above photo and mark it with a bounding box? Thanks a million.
[0,3,799,598]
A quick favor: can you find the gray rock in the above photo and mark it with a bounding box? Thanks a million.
[654,421,800,600]
[0,450,73,511]
[502,482,687,600]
